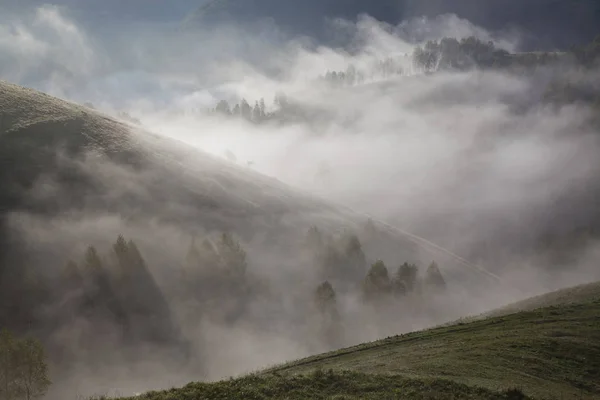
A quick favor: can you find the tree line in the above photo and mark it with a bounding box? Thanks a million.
[0,330,50,400]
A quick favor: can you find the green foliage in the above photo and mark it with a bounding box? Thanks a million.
[0,330,51,400]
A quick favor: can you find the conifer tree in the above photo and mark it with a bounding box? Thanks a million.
[363,260,392,302]
[425,261,446,290]
[341,234,367,280]
[396,262,419,293]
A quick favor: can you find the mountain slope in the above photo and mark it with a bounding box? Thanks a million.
[266,282,600,399]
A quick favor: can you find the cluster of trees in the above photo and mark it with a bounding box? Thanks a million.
[320,58,406,87]
[307,223,447,344]
[413,37,511,72]
[412,36,563,72]
[182,232,258,323]
[55,235,180,350]
[213,98,268,123]
[305,226,367,286]
[0,330,50,400]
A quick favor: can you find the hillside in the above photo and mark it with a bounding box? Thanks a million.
[107,281,600,399]
[267,285,600,399]
[3,81,478,397]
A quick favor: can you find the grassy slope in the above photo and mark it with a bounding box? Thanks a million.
[116,373,529,400]
[269,290,600,399]
[111,282,600,400]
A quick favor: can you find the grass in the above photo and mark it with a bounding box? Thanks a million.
[268,298,600,399]
[112,371,529,400]
[103,282,600,400]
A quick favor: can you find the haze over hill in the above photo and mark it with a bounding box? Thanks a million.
[0,1,600,399]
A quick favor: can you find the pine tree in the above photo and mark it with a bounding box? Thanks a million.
[113,234,131,278]
[314,281,337,314]
[341,234,367,281]
[363,260,392,302]
[240,99,252,120]
[396,262,419,293]
[425,261,446,290]
[259,98,266,118]
[313,281,341,347]
[83,246,103,276]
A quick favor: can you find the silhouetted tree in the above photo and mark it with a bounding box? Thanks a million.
[425,261,446,290]
[396,262,419,293]
[340,233,367,281]
[363,260,392,302]
[313,281,341,347]
[215,100,231,115]
[240,99,252,120]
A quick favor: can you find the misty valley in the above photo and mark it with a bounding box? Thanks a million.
[1,2,600,399]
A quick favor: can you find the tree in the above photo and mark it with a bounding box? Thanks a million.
[314,281,337,314]
[362,260,392,302]
[425,261,446,290]
[215,100,231,115]
[0,331,50,400]
[83,246,102,276]
[313,281,341,347]
[396,262,419,293]
[240,99,252,120]
[252,101,264,122]
[13,338,51,400]
[340,234,367,281]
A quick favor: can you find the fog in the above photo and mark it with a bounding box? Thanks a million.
[1,3,600,399]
